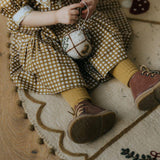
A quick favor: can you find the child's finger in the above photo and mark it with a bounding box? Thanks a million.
[71,15,79,21]
[70,9,79,15]
[81,9,88,14]
[69,3,83,10]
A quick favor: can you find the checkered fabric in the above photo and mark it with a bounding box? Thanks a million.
[0,0,132,94]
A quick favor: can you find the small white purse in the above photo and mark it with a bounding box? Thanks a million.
[62,1,92,59]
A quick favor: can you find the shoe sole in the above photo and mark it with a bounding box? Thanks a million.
[135,81,160,110]
[67,111,116,144]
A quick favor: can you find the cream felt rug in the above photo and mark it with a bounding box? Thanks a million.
[18,12,160,160]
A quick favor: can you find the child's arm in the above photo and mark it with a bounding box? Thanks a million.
[20,10,58,27]
[21,3,83,27]
[0,0,83,27]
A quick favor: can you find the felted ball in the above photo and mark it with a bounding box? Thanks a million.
[130,0,150,14]
[62,29,92,59]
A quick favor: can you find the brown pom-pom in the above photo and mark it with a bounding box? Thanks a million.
[38,138,44,145]
[49,148,56,155]
[14,86,18,92]
[8,54,11,59]
[23,113,28,119]
[17,100,23,107]
[7,32,11,38]
[6,42,11,48]
[29,125,35,131]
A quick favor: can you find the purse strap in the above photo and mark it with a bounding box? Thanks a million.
[78,1,90,31]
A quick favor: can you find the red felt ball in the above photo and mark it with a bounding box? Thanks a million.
[130,0,150,15]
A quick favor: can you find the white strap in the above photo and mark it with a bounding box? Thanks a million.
[78,1,90,31]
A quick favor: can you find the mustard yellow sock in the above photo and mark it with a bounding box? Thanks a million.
[61,87,91,108]
[110,58,138,86]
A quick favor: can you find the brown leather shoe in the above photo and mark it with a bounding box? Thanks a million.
[67,100,116,143]
[129,65,160,110]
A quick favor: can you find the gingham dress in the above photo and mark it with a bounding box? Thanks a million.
[0,0,132,94]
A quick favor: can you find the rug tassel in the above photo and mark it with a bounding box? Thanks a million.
[23,113,28,119]
[6,42,11,48]
[38,138,44,145]
[7,32,11,38]
[29,124,35,131]
[17,100,23,107]
[14,86,18,92]
[8,54,10,59]
[49,147,56,155]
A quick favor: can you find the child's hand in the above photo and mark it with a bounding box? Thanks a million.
[55,3,83,24]
[80,0,99,19]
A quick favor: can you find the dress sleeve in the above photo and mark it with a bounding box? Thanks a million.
[0,0,33,26]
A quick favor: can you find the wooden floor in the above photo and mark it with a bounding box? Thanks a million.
[0,15,60,160]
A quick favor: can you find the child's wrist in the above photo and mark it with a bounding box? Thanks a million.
[54,11,59,24]
[48,10,59,25]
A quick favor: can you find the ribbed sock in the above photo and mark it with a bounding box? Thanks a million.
[110,58,138,87]
[61,87,91,108]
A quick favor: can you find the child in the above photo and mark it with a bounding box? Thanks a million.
[0,0,160,144]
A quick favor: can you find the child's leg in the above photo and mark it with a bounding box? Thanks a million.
[61,87,116,144]
[110,58,160,110]
[110,58,138,86]
[61,87,91,108]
